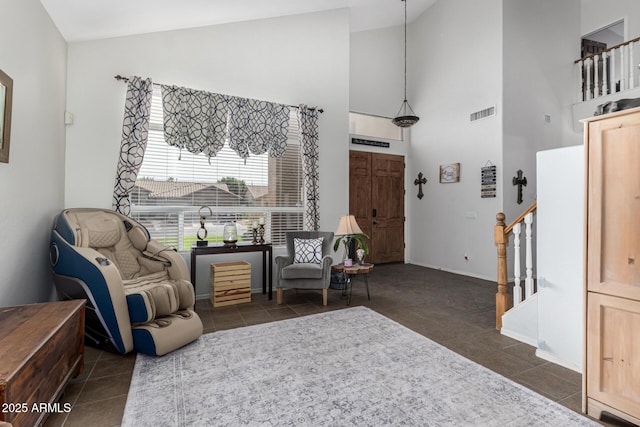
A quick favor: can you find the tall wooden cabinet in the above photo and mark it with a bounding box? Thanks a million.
[583,107,640,425]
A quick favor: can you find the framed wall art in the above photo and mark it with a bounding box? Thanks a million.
[439,163,460,183]
[0,68,13,163]
[481,164,497,198]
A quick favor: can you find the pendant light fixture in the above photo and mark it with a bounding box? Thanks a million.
[392,0,420,128]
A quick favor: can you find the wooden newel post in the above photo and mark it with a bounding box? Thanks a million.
[495,212,511,329]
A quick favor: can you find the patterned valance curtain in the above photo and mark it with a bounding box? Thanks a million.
[112,76,153,215]
[228,98,290,159]
[161,85,290,160]
[297,105,320,231]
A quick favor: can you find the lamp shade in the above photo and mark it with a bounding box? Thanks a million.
[335,215,363,236]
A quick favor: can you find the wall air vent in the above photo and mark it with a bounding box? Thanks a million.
[470,106,496,122]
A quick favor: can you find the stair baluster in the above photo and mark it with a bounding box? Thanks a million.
[513,223,522,306]
[524,212,534,299]
[494,201,537,329]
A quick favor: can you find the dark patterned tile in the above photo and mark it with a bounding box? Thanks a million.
[76,372,132,404]
[289,303,323,316]
[557,391,583,413]
[512,364,581,401]
[239,310,271,325]
[83,345,102,363]
[213,316,246,330]
[89,352,136,380]
[63,395,128,427]
[502,342,548,367]
[540,361,583,387]
[235,302,268,313]
[213,321,245,331]
[266,306,298,320]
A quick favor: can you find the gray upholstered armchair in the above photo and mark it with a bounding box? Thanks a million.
[275,231,334,306]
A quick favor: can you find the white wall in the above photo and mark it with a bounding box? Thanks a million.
[536,145,584,372]
[581,0,640,38]
[405,0,504,280]
[502,0,582,225]
[65,10,350,297]
[350,26,404,119]
[0,0,67,306]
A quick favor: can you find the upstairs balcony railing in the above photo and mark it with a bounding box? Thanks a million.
[575,37,640,102]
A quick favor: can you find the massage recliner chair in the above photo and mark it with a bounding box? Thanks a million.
[50,208,202,356]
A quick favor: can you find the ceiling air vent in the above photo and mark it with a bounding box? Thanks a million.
[470,106,496,122]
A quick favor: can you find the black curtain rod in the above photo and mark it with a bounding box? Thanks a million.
[114,75,324,113]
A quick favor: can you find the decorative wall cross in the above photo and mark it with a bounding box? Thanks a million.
[414,172,427,199]
[512,169,527,205]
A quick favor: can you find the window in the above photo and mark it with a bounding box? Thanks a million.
[349,111,403,141]
[130,89,304,251]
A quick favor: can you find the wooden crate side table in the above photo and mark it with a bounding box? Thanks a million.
[0,300,85,427]
[211,261,251,307]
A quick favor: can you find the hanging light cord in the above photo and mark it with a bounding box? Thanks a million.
[403,0,408,103]
[392,0,419,126]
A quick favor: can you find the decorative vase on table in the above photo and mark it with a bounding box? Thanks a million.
[223,222,238,246]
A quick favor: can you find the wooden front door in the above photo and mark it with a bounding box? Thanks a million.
[349,151,405,264]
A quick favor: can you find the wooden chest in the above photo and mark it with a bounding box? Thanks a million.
[0,300,85,427]
[210,261,251,307]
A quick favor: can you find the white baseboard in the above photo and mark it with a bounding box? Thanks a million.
[500,327,538,347]
[408,261,494,282]
[535,348,582,373]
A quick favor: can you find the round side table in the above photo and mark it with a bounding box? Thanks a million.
[331,263,374,305]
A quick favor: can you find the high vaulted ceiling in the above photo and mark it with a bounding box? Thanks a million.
[40,0,437,42]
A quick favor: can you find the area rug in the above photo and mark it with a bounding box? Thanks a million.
[122,306,598,426]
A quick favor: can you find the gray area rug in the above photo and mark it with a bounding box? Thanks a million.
[122,306,598,426]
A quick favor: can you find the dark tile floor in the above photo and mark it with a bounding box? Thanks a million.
[44,264,635,427]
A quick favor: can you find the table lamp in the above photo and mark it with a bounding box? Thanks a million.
[335,215,364,266]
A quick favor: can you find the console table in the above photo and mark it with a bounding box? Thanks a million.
[0,300,85,427]
[191,242,273,300]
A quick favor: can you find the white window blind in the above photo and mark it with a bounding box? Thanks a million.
[130,89,304,250]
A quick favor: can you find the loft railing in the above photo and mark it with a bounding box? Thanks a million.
[494,202,537,329]
[575,37,640,102]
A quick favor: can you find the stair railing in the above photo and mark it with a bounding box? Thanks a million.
[494,201,537,329]
[575,36,640,102]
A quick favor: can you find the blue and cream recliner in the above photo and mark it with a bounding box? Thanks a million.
[50,208,202,356]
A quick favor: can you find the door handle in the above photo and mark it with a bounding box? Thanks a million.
[372,208,377,218]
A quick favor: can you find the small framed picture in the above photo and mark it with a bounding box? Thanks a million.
[0,68,13,163]
[440,163,460,183]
